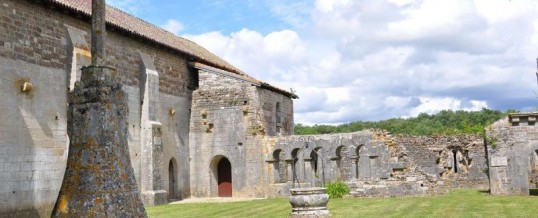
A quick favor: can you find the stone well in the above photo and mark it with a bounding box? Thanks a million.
[289,187,330,218]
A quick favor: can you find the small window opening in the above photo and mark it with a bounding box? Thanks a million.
[453,150,458,173]
[276,102,282,134]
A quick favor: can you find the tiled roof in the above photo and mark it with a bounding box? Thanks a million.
[43,0,297,98]
[47,0,244,74]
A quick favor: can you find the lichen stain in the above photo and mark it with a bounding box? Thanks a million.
[58,195,69,213]
[115,91,124,100]
[83,138,97,149]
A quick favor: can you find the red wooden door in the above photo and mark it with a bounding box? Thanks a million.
[218,158,232,197]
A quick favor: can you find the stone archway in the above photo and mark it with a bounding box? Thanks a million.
[273,149,287,183]
[217,158,232,197]
[335,146,351,181]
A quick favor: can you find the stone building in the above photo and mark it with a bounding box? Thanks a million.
[487,112,538,195]
[189,64,296,198]
[0,0,295,216]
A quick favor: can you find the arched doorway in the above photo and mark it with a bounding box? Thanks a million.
[217,158,232,197]
[168,159,176,200]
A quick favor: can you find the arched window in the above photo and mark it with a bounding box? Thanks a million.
[452,150,459,173]
[355,145,364,180]
[276,102,282,134]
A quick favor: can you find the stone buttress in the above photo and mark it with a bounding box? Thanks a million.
[139,52,167,205]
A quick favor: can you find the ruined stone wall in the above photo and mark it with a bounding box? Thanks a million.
[397,135,489,193]
[0,1,193,216]
[487,113,538,195]
[266,130,427,197]
[265,131,489,198]
[189,70,294,198]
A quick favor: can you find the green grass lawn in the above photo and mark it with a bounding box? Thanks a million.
[146,190,538,218]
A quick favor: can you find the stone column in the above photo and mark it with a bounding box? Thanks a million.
[351,158,358,180]
[286,160,294,182]
[303,158,313,186]
[52,1,146,216]
[91,0,106,66]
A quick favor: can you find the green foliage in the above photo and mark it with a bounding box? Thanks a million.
[326,180,350,198]
[294,108,515,136]
[481,126,499,149]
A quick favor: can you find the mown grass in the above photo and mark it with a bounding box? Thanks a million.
[146,189,538,218]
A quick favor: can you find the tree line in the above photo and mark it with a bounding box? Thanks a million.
[294,108,516,136]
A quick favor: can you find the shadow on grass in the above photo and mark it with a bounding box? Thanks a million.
[476,189,538,196]
[478,190,490,194]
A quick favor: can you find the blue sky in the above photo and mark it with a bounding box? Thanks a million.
[109,0,310,34]
[109,0,538,125]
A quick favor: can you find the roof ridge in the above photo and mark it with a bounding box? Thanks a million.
[105,3,178,38]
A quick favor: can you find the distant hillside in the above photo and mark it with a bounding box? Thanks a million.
[294,108,516,136]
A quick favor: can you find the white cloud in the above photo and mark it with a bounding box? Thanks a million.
[408,97,488,117]
[162,19,184,35]
[184,0,538,124]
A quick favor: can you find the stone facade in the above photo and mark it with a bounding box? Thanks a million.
[189,67,294,198]
[0,0,216,216]
[487,113,538,195]
[0,0,295,216]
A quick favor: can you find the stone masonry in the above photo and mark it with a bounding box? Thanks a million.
[264,131,489,197]
[189,65,295,198]
[0,0,222,216]
[487,113,538,195]
[51,66,146,217]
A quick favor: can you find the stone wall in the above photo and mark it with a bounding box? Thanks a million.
[265,131,489,197]
[0,0,194,216]
[397,135,489,193]
[265,130,426,197]
[487,113,538,195]
[0,56,68,218]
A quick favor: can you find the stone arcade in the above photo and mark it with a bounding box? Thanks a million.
[0,0,530,217]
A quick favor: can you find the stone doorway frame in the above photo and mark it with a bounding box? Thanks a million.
[209,155,233,197]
